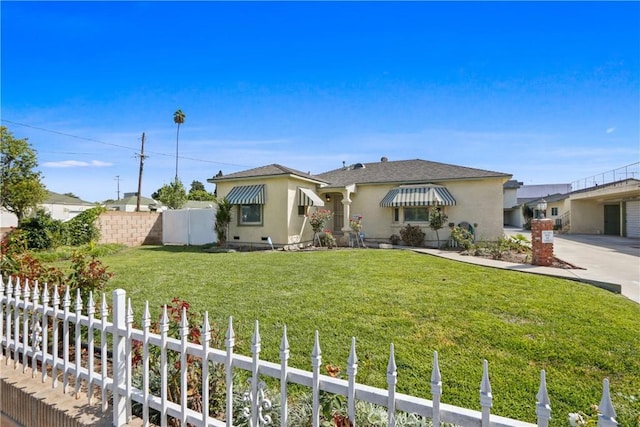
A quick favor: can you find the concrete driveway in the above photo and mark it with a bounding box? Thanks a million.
[505,228,640,304]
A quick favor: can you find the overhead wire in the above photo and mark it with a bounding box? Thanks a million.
[1,118,250,168]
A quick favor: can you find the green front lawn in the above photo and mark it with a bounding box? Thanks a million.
[96,246,639,425]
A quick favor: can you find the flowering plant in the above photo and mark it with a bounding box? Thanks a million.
[307,209,333,233]
[350,215,363,232]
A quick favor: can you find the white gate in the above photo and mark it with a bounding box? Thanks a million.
[162,207,217,245]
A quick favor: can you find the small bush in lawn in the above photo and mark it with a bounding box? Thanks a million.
[450,226,474,250]
[399,224,425,247]
[66,251,113,303]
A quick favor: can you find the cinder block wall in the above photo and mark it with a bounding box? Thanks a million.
[97,211,162,246]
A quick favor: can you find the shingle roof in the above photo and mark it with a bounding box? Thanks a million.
[45,191,94,205]
[316,159,510,186]
[209,164,327,183]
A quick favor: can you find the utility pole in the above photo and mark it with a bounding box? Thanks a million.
[136,132,148,212]
[114,175,121,200]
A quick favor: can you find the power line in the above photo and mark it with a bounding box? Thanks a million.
[2,118,250,168]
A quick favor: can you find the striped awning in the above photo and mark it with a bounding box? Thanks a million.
[225,184,265,205]
[380,185,456,207]
[298,188,324,206]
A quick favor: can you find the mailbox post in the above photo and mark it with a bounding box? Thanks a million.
[531,219,554,266]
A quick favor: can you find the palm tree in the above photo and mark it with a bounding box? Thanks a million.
[173,109,186,179]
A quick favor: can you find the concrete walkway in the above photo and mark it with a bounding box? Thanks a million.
[414,229,640,304]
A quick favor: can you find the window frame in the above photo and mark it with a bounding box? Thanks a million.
[238,204,263,226]
[403,206,430,223]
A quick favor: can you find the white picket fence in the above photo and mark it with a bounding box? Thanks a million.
[0,276,619,427]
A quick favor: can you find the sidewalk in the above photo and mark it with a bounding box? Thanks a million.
[412,230,640,304]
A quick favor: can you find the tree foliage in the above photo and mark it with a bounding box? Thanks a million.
[0,126,48,221]
[428,206,448,248]
[214,197,232,247]
[156,178,187,209]
[187,180,216,201]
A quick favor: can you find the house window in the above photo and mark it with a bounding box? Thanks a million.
[298,205,306,216]
[551,207,558,216]
[404,207,429,222]
[393,208,399,222]
[239,204,262,225]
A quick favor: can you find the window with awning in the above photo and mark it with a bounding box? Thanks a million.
[298,188,324,206]
[380,185,456,207]
[225,184,265,205]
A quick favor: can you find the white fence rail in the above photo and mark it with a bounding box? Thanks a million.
[0,277,619,427]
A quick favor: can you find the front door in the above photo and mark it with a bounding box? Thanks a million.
[604,204,621,235]
[332,194,344,232]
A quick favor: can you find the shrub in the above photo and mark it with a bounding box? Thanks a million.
[389,234,400,245]
[450,226,474,250]
[320,231,337,248]
[65,206,105,246]
[399,224,425,247]
[19,210,65,250]
[66,251,113,303]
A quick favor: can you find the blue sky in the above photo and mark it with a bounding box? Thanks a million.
[2,1,639,203]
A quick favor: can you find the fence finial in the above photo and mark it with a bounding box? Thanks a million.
[312,330,321,359]
[536,370,551,427]
[480,359,493,426]
[431,351,442,394]
[598,378,617,426]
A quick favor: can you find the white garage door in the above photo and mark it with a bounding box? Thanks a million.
[626,200,640,238]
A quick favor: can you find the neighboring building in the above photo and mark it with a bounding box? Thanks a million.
[208,158,512,248]
[524,193,570,230]
[503,180,523,226]
[1,191,96,229]
[40,191,97,221]
[105,192,158,212]
[565,178,640,237]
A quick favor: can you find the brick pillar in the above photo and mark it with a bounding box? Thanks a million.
[531,219,554,266]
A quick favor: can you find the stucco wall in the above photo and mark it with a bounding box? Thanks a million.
[97,211,162,246]
[569,199,604,234]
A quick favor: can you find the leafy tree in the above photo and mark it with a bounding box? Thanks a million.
[156,178,187,209]
[428,206,448,248]
[190,180,206,192]
[0,126,48,222]
[188,180,216,201]
[64,192,79,199]
[214,197,232,247]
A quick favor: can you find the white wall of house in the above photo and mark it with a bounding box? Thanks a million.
[41,202,95,221]
[570,199,605,234]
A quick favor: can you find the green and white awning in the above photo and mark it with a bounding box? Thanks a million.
[380,185,456,207]
[225,184,265,205]
[298,188,325,206]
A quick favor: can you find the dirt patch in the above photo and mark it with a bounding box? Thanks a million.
[460,249,583,269]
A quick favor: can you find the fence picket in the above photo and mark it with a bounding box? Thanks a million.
[31,281,40,377]
[87,291,96,404]
[100,293,109,413]
[202,311,211,427]
[250,320,262,427]
[62,286,70,392]
[3,276,12,364]
[52,285,60,388]
[387,343,398,426]
[431,351,442,426]
[279,325,290,427]
[159,304,169,427]
[74,289,83,397]
[225,316,235,427]
[480,360,493,427]
[22,280,30,372]
[598,379,617,427]
[536,370,551,427]
[311,330,321,427]
[347,337,358,426]
[41,283,50,383]
[12,278,20,369]
[142,301,151,426]
[112,289,127,426]
[126,298,134,422]
[180,306,189,426]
